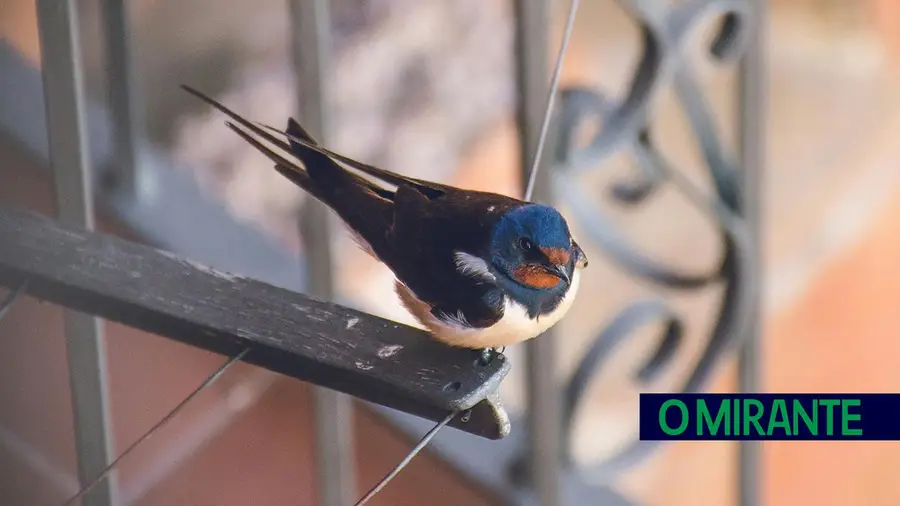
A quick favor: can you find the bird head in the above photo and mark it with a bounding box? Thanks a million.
[488,204,587,293]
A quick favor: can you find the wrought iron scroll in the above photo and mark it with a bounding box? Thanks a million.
[550,0,759,483]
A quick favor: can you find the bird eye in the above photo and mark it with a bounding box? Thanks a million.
[517,237,534,251]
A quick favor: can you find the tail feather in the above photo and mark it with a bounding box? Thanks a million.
[186,81,447,202]
[222,120,320,198]
[253,122,447,200]
[283,118,393,200]
[182,84,397,256]
[182,84,393,200]
[182,86,296,156]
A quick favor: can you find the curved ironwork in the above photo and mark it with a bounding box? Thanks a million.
[547,0,760,485]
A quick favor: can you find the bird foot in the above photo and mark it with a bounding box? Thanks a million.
[477,346,506,366]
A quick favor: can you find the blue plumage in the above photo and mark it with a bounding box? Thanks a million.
[490,204,572,253]
[488,204,575,317]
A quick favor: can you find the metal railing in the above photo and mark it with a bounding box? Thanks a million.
[0,0,764,505]
[35,2,117,504]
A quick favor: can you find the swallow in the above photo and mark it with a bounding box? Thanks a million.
[182,85,588,361]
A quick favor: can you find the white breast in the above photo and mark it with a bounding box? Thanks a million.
[394,268,581,349]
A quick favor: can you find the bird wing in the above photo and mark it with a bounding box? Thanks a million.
[386,183,522,329]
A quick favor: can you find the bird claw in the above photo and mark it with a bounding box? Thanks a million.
[477,346,506,366]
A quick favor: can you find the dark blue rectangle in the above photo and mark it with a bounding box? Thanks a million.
[639,394,900,441]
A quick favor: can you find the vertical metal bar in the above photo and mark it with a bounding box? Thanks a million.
[737,3,766,506]
[287,2,356,505]
[513,1,561,505]
[101,0,142,198]
[36,2,117,506]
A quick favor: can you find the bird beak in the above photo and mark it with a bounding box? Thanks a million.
[573,241,588,269]
[544,264,570,286]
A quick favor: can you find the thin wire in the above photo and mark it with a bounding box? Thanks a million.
[352,410,458,506]
[0,282,29,323]
[60,348,251,506]
[523,0,580,202]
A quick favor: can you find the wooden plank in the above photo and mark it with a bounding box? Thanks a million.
[0,205,511,439]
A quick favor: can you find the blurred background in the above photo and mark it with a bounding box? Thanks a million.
[1,0,900,505]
